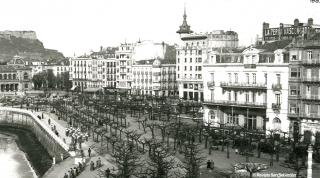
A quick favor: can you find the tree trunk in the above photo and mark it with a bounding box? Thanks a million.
[227,144,229,158]
[270,153,274,166]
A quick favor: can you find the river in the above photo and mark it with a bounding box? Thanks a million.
[0,133,38,178]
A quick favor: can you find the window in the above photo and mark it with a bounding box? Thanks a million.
[266,57,271,63]
[185,58,187,63]
[306,86,311,96]
[210,73,214,82]
[209,110,215,120]
[198,50,202,55]
[291,55,297,61]
[178,74,179,78]
[228,73,232,83]
[275,94,280,104]
[228,91,231,101]
[190,66,192,71]
[290,85,300,95]
[24,73,28,80]
[190,58,192,63]
[252,92,256,102]
[198,66,202,71]
[211,90,214,100]
[307,69,311,79]
[277,74,281,85]
[245,115,257,130]
[289,103,300,114]
[184,66,187,71]
[178,66,180,71]
[273,118,281,130]
[24,84,28,88]
[252,73,256,84]
[307,51,313,60]
[234,92,238,101]
[264,73,267,84]
[290,68,300,78]
[234,73,238,83]
[246,92,249,102]
[246,73,249,84]
[184,84,188,89]
[227,113,239,125]
[178,58,180,63]
[305,104,310,114]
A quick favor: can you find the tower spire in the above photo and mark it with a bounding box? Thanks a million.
[176,3,193,34]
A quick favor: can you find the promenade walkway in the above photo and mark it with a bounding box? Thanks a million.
[39,111,116,178]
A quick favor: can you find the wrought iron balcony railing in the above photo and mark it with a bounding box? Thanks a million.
[220,82,267,88]
[203,99,267,108]
[272,84,282,91]
[272,103,281,110]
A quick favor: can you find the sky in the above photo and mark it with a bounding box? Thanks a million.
[1,0,319,57]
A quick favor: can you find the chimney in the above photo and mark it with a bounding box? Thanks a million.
[294,19,299,26]
[100,46,103,51]
[308,18,313,26]
[263,22,269,29]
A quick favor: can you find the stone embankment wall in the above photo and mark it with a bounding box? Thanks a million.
[0,108,69,161]
[0,30,37,40]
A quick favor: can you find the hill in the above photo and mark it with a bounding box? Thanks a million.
[0,34,65,63]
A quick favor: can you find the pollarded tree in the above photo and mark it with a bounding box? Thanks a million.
[112,141,145,178]
[180,142,205,178]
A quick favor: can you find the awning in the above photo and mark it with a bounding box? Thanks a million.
[70,86,78,91]
[83,88,101,93]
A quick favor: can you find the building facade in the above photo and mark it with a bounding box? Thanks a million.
[202,42,290,133]
[175,6,239,102]
[115,43,133,93]
[0,56,32,92]
[288,33,320,142]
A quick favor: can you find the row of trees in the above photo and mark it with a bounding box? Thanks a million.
[32,70,71,90]
[47,92,320,178]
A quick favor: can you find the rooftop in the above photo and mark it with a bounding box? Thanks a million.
[256,40,292,52]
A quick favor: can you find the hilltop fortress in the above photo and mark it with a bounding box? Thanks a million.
[0,30,37,40]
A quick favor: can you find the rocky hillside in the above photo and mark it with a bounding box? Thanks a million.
[0,34,65,63]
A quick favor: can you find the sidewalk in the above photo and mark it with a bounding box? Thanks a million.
[38,111,116,178]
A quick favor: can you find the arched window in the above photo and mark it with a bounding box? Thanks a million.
[209,110,215,120]
[273,117,281,130]
[13,74,16,79]
[4,74,7,79]
[24,72,28,80]
[8,74,11,79]
[0,74,2,79]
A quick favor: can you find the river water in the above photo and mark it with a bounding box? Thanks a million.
[0,133,37,178]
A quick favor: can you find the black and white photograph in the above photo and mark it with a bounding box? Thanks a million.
[0,0,320,177]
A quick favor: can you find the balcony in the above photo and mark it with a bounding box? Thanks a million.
[272,103,281,110]
[299,113,320,120]
[272,84,282,91]
[220,82,267,89]
[203,100,267,108]
[302,59,320,66]
[287,111,299,118]
[207,81,215,88]
[244,64,256,69]
[179,77,202,81]
[302,77,320,83]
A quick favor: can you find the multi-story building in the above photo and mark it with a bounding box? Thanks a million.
[115,43,134,94]
[287,32,320,142]
[132,63,153,95]
[0,55,32,92]
[69,48,117,92]
[262,18,320,43]
[43,65,69,77]
[175,6,239,102]
[202,41,291,133]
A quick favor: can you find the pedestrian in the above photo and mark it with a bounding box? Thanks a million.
[74,166,78,176]
[68,170,71,178]
[63,138,66,143]
[63,172,68,178]
[88,148,91,157]
[96,159,99,169]
[42,113,44,119]
[97,157,101,167]
[211,160,214,169]
[206,160,211,170]
[66,128,69,136]
[54,125,56,130]
[70,168,75,178]
[105,168,111,178]
[78,162,82,171]
[90,161,94,171]
[48,118,51,125]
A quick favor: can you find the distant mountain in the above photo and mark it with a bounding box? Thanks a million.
[0,31,65,63]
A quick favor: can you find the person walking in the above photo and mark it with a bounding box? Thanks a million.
[105,168,111,178]
[42,113,44,119]
[88,148,91,157]
[63,173,68,178]
[74,166,78,176]
[211,159,214,169]
[97,157,101,167]
[78,162,82,172]
[48,118,51,125]
[70,168,75,178]
[90,161,94,171]
[206,160,211,170]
